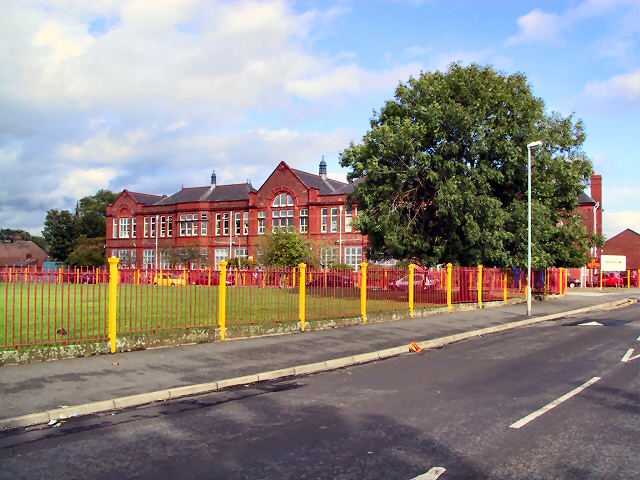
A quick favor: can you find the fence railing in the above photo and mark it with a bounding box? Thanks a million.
[2,262,637,351]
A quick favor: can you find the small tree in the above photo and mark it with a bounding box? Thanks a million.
[43,209,79,262]
[160,245,209,268]
[257,230,315,267]
[66,237,107,267]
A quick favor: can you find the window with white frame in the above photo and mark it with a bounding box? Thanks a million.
[179,213,199,236]
[201,213,208,235]
[345,209,353,232]
[320,247,338,268]
[132,218,137,238]
[143,249,153,268]
[160,216,166,237]
[243,212,249,235]
[119,218,130,238]
[215,213,221,235]
[150,216,156,237]
[321,208,328,233]
[344,246,362,269]
[223,214,229,236]
[272,194,294,231]
[214,248,229,268]
[300,208,308,233]
[167,216,173,237]
[112,218,118,238]
[258,211,266,234]
[272,209,293,231]
[234,212,241,236]
[273,192,294,207]
[234,247,248,258]
[144,217,149,237]
[330,208,339,233]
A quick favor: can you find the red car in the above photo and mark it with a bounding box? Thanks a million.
[589,273,624,288]
[192,272,234,286]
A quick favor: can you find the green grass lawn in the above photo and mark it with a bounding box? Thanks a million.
[1,283,409,348]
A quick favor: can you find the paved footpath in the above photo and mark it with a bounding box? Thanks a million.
[1,290,638,428]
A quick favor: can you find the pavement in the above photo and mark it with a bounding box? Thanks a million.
[1,289,638,430]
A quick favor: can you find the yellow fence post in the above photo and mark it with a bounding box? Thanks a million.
[627,270,630,289]
[219,260,228,341]
[360,262,368,324]
[408,264,415,318]
[447,263,453,312]
[478,265,483,309]
[503,271,508,305]
[108,256,120,354]
[600,269,603,291]
[298,263,306,331]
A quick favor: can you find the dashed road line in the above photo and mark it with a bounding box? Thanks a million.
[509,377,601,429]
[411,466,446,479]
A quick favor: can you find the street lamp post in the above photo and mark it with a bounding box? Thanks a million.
[154,214,159,270]
[527,140,543,316]
[339,205,343,264]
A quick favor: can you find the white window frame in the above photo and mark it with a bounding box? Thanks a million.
[258,211,266,235]
[243,212,249,235]
[112,218,118,239]
[321,208,328,233]
[300,208,308,233]
[144,217,149,237]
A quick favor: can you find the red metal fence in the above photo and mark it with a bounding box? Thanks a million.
[2,264,633,351]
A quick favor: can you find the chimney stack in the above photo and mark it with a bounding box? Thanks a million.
[319,156,327,181]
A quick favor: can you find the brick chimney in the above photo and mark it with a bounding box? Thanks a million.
[591,173,602,236]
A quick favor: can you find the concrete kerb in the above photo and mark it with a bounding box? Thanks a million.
[1,297,633,431]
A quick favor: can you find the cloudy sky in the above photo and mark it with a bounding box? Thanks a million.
[1,0,638,239]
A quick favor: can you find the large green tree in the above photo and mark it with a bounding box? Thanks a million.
[77,189,119,238]
[340,63,594,268]
[257,230,317,267]
[42,209,79,261]
[65,236,107,267]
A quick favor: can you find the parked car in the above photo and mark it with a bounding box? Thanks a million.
[389,273,439,291]
[620,270,638,287]
[588,272,624,288]
[153,272,186,286]
[192,272,234,286]
[567,277,581,288]
[307,273,356,289]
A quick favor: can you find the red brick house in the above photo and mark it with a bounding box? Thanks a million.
[0,240,48,267]
[603,229,640,270]
[106,160,368,269]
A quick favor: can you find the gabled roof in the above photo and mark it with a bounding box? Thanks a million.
[578,193,597,206]
[606,228,640,242]
[290,167,354,196]
[128,191,165,205]
[155,183,256,206]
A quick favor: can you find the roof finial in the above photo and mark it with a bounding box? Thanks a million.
[319,156,327,181]
[211,170,217,189]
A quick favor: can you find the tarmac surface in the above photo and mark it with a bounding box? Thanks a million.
[1,289,638,429]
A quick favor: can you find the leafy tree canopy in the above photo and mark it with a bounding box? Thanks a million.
[77,189,119,217]
[43,209,79,261]
[257,229,316,268]
[77,189,119,238]
[66,236,107,267]
[340,63,594,268]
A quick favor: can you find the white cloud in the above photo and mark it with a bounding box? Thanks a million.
[604,211,640,238]
[583,71,640,102]
[505,9,563,46]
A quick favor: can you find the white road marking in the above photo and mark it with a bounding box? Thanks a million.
[636,335,640,341]
[509,377,601,429]
[411,467,446,479]
[621,348,640,363]
[579,321,603,326]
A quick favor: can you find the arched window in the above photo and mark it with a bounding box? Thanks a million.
[272,192,294,231]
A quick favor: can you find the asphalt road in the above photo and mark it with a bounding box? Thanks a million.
[1,303,638,480]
